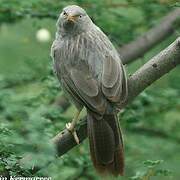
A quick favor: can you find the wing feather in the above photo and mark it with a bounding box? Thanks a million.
[70,68,106,114]
[102,57,119,88]
[102,56,125,103]
[71,69,98,97]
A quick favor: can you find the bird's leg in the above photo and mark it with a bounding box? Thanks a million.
[66,111,81,144]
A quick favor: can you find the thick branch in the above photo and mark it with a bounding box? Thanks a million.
[52,37,180,156]
[119,8,180,64]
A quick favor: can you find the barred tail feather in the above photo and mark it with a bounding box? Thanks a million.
[87,113,124,176]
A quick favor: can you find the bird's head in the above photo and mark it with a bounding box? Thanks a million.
[56,5,92,36]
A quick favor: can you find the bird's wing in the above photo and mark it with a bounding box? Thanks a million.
[101,56,128,104]
[51,39,59,75]
[84,27,128,105]
[51,39,84,110]
[69,61,107,114]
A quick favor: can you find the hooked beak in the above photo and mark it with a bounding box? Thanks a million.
[66,15,78,23]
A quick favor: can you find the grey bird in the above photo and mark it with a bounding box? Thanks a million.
[51,5,128,176]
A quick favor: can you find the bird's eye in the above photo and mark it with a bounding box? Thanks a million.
[63,11,67,16]
[79,15,82,18]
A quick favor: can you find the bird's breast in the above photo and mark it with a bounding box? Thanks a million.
[56,30,116,80]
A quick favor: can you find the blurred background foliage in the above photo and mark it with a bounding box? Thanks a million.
[0,0,179,179]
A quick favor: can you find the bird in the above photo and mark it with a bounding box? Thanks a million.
[51,5,128,176]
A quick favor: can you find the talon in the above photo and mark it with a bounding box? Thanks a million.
[73,131,80,144]
[66,122,80,144]
[66,122,72,131]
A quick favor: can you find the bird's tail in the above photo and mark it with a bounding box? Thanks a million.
[87,112,124,176]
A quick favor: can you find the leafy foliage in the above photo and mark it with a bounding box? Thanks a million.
[131,160,172,180]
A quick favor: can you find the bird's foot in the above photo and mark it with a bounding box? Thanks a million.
[66,123,80,144]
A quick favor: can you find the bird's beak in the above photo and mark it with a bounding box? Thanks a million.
[67,15,78,23]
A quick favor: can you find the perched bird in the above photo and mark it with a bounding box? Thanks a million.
[51,5,128,176]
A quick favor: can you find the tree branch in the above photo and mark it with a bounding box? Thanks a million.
[52,37,180,156]
[119,8,180,64]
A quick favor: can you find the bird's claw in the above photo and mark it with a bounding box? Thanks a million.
[66,123,80,144]
[66,122,73,131]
